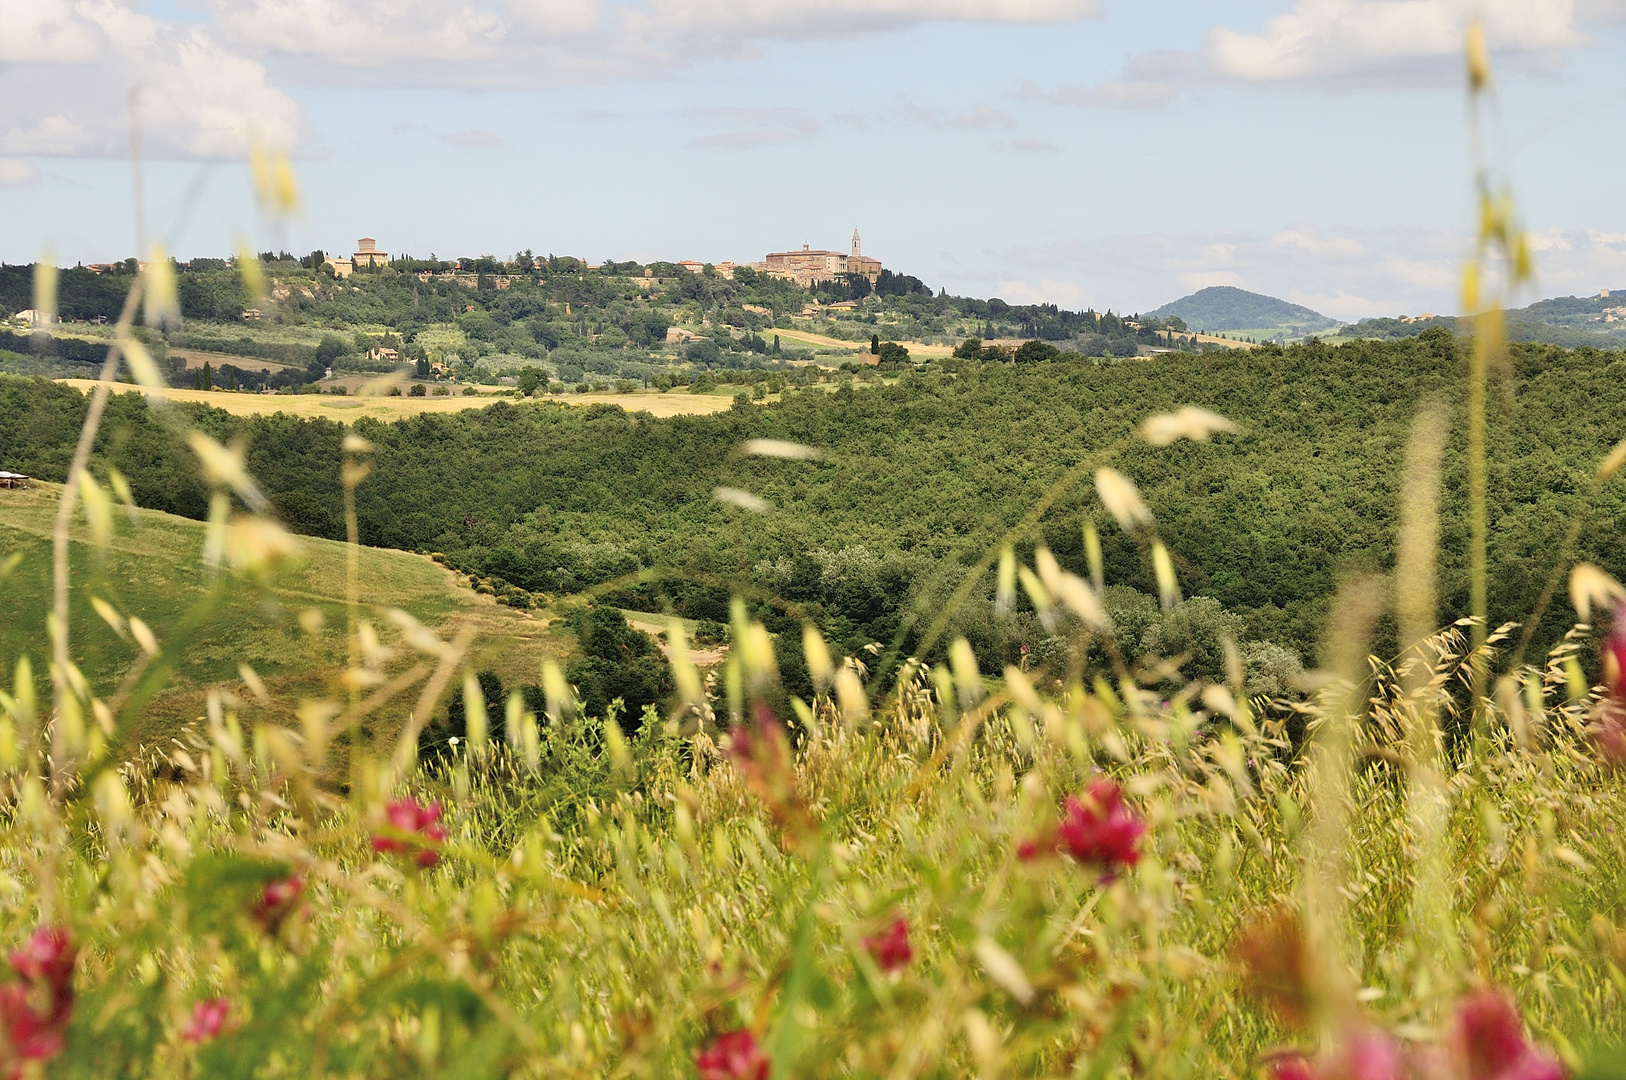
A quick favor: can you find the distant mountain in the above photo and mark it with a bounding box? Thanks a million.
[1146,286,1340,335]
[1340,293,1626,349]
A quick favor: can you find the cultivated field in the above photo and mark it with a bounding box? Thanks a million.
[776,326,956,357]
[55,379,741,420]
[167,348,306,372]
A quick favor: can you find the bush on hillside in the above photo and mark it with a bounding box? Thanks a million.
[565,606,674,732]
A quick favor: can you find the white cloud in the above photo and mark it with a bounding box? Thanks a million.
[1203,0,1586,86]
[0,0,300,159]
[0,0,1102,159]
[439,129,504,148]
[615,0,1101,46]
[685,107,821,150]
[0,0,105,63]
[200,0,1102,87]
[1017,50,1189,109]
[0,158,41,186]
[1027,1,1598,112]
[1576,0,1626,23]
[892,100,1017,128]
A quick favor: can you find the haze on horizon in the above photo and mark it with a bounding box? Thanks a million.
[2,0,1624,322]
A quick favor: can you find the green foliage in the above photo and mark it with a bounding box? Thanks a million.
[564,606,674,731]
[10,332,1626,670]
[874,341,910,367]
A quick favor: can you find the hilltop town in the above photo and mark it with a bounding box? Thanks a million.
[320,230,883,289]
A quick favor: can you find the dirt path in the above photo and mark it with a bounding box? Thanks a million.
[624,614,728,666]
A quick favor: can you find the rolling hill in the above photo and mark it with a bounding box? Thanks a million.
[0,482,568,747]
[1146,286,1341,336]
[1341,292,1626,349]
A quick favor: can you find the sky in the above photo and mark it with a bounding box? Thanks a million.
[2,0,1624,321]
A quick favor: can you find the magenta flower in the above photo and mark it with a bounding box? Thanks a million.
[183,998,231,1044]
[1339,1030,1404,1080]
[1270,1054,1316,1080]
[373,798,449,867]
[1020,779,1146,878]
[8,928,73,1002]
[1597,605,1626,766]
[695,1029,769,1080]
[252,875,304,934]
[1451,989,1564,1080]
[0,926,75,1069]
[1270,1030,1402,1080]
[862,917,913,973]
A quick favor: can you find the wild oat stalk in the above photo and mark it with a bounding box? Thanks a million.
[1461,20,1534,709]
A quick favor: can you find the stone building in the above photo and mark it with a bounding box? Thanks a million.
[353,237,389,268]
[755,229,882,286]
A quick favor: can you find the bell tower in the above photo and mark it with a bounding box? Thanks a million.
[851,228,861,257]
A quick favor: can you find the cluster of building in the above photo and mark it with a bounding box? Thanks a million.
[318,230,883,289]
[323,238,389,278]
[753,230,882,287]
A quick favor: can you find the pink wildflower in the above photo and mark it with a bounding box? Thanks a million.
[695,1029,769,1080]
[8,928,73,1002]
[1020,779,1146,878]
[1265,1030,1403,1080]
[252,875,304,934]
[0,926,75,1071]
[1336,1030,1404,1080]
[1450,989,1564,1080]
[1597,605,1626,766]
[182,998,230,1044]
[862,918,912,973]
[373,798,449,868]
[1271,1054,1317,1080]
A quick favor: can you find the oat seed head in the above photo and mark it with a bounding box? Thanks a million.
[1466,20,1491,91]
[1596,437,1626,481]
[186,432,268,511]
[1568,562,1623,623]
[1141,406,1237,447]
[742,439,821,460]
[249,140,300,217]
[142,244,181,330]
[31,254,57,329]
[1095,467,1153,531]
[712,487,771,513]
[120,338,168,397]
[235,236,267,305]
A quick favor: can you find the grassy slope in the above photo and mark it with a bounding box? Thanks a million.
[0,483,569,747]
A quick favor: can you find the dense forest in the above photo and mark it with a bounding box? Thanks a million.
[4,329,1624,693]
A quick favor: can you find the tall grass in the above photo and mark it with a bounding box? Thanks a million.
[1,22,1624,1080]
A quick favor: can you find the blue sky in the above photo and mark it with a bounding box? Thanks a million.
[2,0,1624,320]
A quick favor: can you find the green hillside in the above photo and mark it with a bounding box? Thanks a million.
[8,331,1626,681]
[1343,292,1626,349]
[1147,285,1341,336]
[0,482,564,746]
